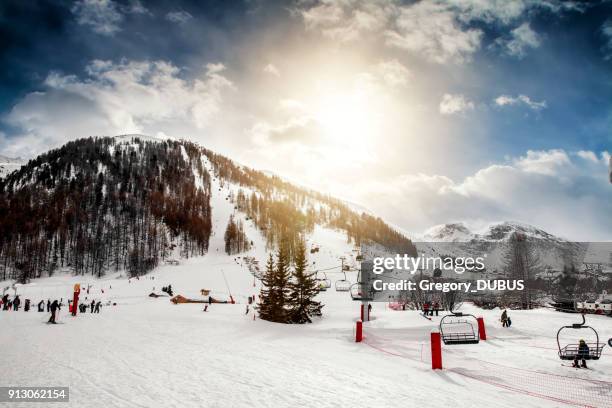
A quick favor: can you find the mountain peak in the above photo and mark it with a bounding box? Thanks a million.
[423,222,473,242]
[480,221,561,241]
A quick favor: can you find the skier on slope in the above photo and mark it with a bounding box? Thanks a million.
[573,339,590,368]
[13,295,20,311]
[90,300,95,313]
[501,309,508,327]
[94,301,101,313]
[48,300,60,324]
[38,300,45,312]
[423,302,429,316]
[1,294,8,310]
[46,299,51,312]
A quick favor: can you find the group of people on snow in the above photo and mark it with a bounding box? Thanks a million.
[1,294,103,324]
[422,301,440,316]
[71,299,102,314]
[1,294,21,311]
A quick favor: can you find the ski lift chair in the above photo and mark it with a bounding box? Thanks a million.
[335,272,351,292]
[315,271,331,290]
[350,283,373,301]
[439,312,480,345]
[557,314,604,361]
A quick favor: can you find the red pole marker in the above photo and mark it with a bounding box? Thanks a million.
[360,304,364,321]
[356,320,363,342]
[72,283,81,316]
[477,317,487,340]
[431,332,442,369]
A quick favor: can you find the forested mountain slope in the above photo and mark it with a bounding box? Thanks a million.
[0,135,415,282]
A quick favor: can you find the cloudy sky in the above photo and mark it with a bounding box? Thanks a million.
[1,0,611,240]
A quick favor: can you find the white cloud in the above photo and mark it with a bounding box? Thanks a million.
[71,0,149,35]
[375,59,410,86]
[446,0,586,25]
[263,64,281,77]
[298,0,482,64]
[513,149,569,175]
[446,0,528,24]
[72,0,123,35]
[496,22,541,58]
[494,94,547,110]
[296,1,586,63]
[385,2,483,64]
[299,0,393,43]
[354,148,612,240]
[205,62,227,75]
[439,93,474,115]
[250,116,322,145]
[576,150,599,163]
[2,59,234,157]
[124,0,149,15]
[165,10,193,24]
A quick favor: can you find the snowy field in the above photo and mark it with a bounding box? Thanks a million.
[1,157,611,408]
[1,256,611,408]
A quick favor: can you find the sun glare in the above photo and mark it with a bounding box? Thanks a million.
[315,92,376,145]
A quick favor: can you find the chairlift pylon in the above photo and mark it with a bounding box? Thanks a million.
[557,313,604,361]
[439,312,480,345]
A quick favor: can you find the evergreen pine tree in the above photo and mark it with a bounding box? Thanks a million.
[274,242,292,323]
[257,253,277,321]
[288,240,323,323]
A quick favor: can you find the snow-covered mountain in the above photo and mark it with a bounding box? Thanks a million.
[417,221,611,279]
[423,221,566,243]
[0,135,415,282]
[422,222,474,242]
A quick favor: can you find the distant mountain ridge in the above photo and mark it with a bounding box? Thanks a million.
[422,221,566,243]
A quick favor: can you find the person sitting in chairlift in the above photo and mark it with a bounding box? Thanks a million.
[573,339,589,368]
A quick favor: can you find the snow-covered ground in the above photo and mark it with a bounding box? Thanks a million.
[1,153,611,408]
[2,263,611,408]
